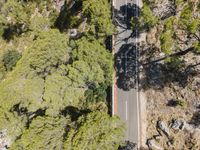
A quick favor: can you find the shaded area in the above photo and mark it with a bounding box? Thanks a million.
[113,3,140,30]
[113,3,141,91]
[61,106,90,121]
[55,0,82,31]
[189,111,200,127]
[118,141,136,150]
[2,24,25,41]
[115,43,138,91]
[139,58,200,91]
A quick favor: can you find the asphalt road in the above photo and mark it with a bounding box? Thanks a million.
[113,0,141,146]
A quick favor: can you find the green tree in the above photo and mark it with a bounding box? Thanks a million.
[2,50,21,71]
[139,2,159,29]
[10,116,71,150]
[43,70,85,116]
[85,83,107,104]
[0,109,28,144]
[160,30,174,54]
[82,0,115,38]
[0,30,69,116]
[0,0,58,39]
[72,38,113,86]
[65,111,125,150]
[17,29,69,78]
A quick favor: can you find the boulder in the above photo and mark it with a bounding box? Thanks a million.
[157,121,170,136]
[147,139,163,150]
[171,119,184,130]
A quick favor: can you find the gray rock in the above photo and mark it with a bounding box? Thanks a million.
[171,119,184,130]
[147,139,163,150]
[157,121,170,136]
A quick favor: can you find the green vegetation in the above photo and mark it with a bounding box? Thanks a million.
[136,0,200,65]
[65,111,125,150]
[56,0,114,40]
[2,50,21,71]
[82,0,115,38]
[140,2,159,29]
[0,0,124,149]
[131,2,159,31]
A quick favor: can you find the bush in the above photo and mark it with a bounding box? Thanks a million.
[167,99,187,108]
[3,50,21,71]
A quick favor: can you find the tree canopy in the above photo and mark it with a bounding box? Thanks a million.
[65,111,125,150]
[0,1,124,149]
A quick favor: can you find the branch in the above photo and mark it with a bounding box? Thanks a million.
[142,47,195,66]
[193,33,200,41]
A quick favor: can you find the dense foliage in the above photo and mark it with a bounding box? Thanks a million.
[0,0,124,149]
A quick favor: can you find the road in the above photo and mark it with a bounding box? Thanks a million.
[112,0,142,147]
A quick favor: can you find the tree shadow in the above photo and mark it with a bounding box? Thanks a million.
[113,3,141,44]
[113,3,140,30]
[113,3,141,91]
[55,0,82,31]
[115,43,138,91]
[2,24,25,41]
[139,49,200,91]
[61,106,91,121]
[189,111,200,127]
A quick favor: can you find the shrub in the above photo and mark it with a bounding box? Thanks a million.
[3,50,21,71]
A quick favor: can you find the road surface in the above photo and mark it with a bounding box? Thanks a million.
[112,0,142,147]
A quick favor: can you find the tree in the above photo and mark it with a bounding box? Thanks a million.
[139,2,159,30]
[138,0,200,65]
[2,50,21,71]
[0,1,125,149]
[55,0,114,40]
[0,108,28,145]
[65,111,125,150]
[16,29,69,77]
[72,37,113,87]
[82,0,115,38]
[0,0,58,40]
[43,69,85,116]
[85,83,107,104]
[10,116,71,150]
[0,29,70,143]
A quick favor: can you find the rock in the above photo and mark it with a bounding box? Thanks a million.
[184,122,196,132]
[147,139,163,150]
[153,134,161,140]
[152,0,175,20]
[171,119,184,130]
[157,121,170,136]
[167,141,172,147]
[69,29,78,38]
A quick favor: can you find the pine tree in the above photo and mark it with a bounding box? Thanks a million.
[65,111,125,150]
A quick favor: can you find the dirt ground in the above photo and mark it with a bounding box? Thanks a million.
[140,52,200,149]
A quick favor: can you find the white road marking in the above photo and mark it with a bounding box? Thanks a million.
[125,0,128,20]
[125,101,128,120]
